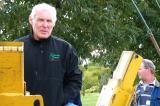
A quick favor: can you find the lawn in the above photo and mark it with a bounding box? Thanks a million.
[81,93,99,106]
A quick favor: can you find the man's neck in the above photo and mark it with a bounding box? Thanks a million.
[143,76,155,84]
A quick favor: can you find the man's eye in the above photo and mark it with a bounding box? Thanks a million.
[47,20,52,22]
[39,19,43,21]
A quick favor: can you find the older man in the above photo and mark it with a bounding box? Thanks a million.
[135,59,160,106]
[16,3,82,106]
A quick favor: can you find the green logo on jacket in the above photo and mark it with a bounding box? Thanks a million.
[49,53,60,61]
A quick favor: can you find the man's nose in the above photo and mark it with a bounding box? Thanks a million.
[42,21,48,27]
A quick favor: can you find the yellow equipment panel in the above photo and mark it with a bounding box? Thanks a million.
[97,51,143,106]
[0,42,44,106]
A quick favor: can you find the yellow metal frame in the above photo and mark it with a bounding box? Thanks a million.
[111,53,142,106]
[97,51,143,106]
[0,42,44,106]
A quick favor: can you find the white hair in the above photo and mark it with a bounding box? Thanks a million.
[142,59,156,72]
[30,3,57,24]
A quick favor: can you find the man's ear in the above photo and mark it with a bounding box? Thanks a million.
[29,16,33,25]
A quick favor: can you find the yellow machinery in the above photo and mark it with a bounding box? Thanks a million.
[0,42,44,106]
[97,51,143,106]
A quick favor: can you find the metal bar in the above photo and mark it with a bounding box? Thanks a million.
[156,0,160,9]
[131,0,160,56]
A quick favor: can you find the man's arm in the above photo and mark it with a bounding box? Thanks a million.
[63,47,82,105]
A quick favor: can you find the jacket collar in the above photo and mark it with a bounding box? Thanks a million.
[29,34,52,44]
[139,78,160,87]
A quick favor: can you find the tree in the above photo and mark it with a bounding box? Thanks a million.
[0,0,160,77]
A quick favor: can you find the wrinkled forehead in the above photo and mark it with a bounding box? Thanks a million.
[35,9,53,17]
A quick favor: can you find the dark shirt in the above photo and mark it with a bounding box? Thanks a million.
[135,80,160,106]
[136,84,154,105]
[16,35,82,106]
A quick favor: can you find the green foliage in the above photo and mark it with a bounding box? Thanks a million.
[85,86,99,93]
[98,68,112,92]
[81,64,111,95]
[0,0,160,77]
[0,1,31,40]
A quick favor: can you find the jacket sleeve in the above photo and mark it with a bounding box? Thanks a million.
[63,46,82,105]
[150,87,160,106]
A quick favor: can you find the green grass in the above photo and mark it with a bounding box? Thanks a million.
[82,93,99,106]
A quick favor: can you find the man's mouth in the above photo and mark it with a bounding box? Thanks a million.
[41,30,48,33]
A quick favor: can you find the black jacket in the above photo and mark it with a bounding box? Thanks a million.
[17,35,82,106]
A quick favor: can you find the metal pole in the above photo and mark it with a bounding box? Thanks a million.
[156,0,160,9]
[131,0,160,56]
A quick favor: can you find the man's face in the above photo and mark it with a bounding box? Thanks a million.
[138,63,150,80]
[29,9,54,40]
